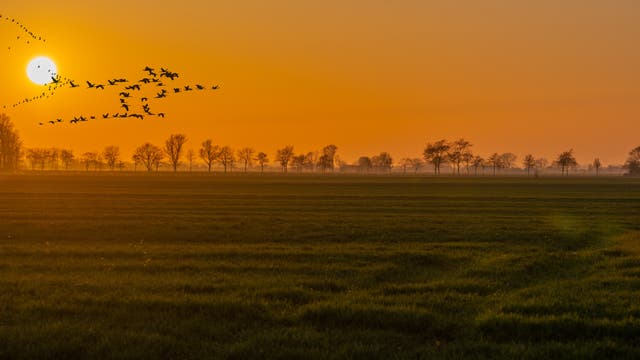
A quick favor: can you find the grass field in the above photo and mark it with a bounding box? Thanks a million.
[1,174,640,359]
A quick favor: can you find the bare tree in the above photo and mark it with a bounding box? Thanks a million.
[487,153,501,176]
[218,146,235,173]
[593,158,602,176]
[322,145,338,172]
[103,146,120,171]
[237,147,255,173]
[409,158,424,174]
[357,156,372,173]
[292,154,307,173]
[276,146,294,173]
[423,140,449,175]
[555,149,578,176]
[372,152,393,173]
[134,143,164,172]
[164,134,188,172]
[186,149,196,172]
[0,114,22,171]
[447,139,473,175]
[624,146,640,176]
[26,148,47,170]
[255,152,269,174]
[399,158,412,174]
[317,154,332,174]
[471,156,484,176]
[523,154,536,177]
[81,152,99,171]
[499,153,517,171]
[199,139,219,173]
[60,150,74,170]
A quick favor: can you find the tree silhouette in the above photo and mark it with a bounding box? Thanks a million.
[237,147,255,173]
[322,145,338,172]
[0,114,21,171]
[624,146,640,176]
[487,153,501,176]
[471,156,484,176]
[499,153,517,171]
[81,152,99,171]
[593,158,602,176]
[372,152,393,173]
[103,146,120,171]
[555,149,578,176]
[186,149,196,172]
[199,139,219,173]
[164,134,188,172]
[423,140,449,175]
[255,152,269,174]
[218,146,235,173]
[134,143,164,172]
[357,156,372,173]
[447,139,472,175]
[523,154,536,177]
[276,146,294,173]
[292,154,307,173]
[60,150,74,170]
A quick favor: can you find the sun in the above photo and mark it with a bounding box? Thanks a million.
[26,56,57,85]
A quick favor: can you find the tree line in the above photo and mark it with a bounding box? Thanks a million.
[1,114,640,176]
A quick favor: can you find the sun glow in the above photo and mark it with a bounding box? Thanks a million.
[26,56,57,85]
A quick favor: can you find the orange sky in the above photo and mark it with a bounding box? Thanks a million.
[2,1,639,165]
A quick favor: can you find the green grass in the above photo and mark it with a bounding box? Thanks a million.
[1,174,639,359]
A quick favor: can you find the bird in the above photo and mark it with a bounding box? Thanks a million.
[173,88,181,93]
[69,81,79,88]
[102,113,109,119]
[95,84,105,89]
[108,79,117,86]
[119,92,131,98]
[139,78,151,84]
[141,97,148,102]
[51,76,60,84]
[155,92,166,98]
[86,81,95,88]
[212,85,219,90]
[157,113,165,118]
[196,84,204,90]
[121,103,129,111]
[184,86,193,91]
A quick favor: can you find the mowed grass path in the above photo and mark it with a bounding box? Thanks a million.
[1,174,640,359]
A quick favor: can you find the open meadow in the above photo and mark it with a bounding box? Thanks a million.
[1,174,640,359]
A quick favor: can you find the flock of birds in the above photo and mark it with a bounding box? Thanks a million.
[1,14,220,126]
[36,67,220,126]
[1,14,47,50]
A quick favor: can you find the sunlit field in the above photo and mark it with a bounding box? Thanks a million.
[1,174,640,359]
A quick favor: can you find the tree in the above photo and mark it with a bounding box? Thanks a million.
[103,146,120,171]
[372,152,393,173]
[80,152,99,171]
[447,139,473,175]
[499,153,517,171]
[237,147,255,173]
[322,145,338,172]
[134,143,164,172]
[471,156,484,176]
[199,139,219,173]
[186,149,196,172]
[218,146,235,173]
[555,149,578,176]
[60,150,74,170]
[593,158,602,176]
[423,140,450,175]
[26,148,46,170]
[276,146,294,173]
[0,114,22,171]
[487,153,501,176]
[624,146,640,176]
[357,156,372,173]
[523,154,536,177]
[409,158,424,174]
[317,154,332,174]
[164,134,188,172]
[292,154,307,173]
[255,152,269,174]
[399,158,412,174]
